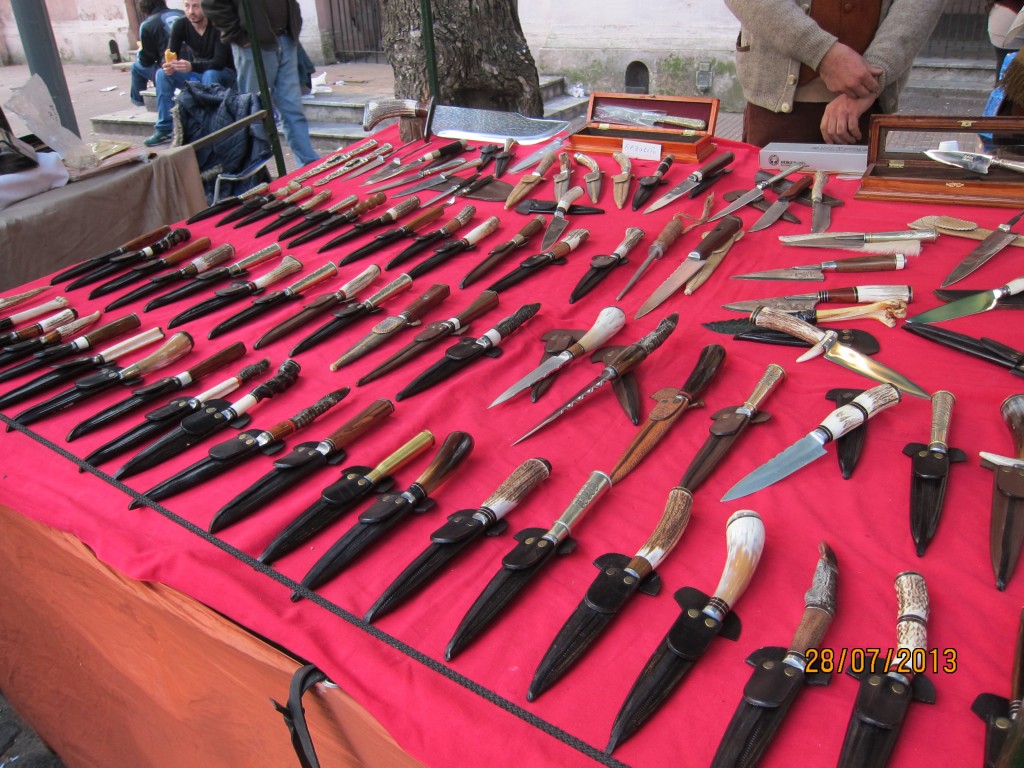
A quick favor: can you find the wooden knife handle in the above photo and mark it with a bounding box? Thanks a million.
[1010,607,1024,704]
[414,430,475,495]
[322,398,395,450]
[831,255,905,272]
[121,225,172,252]
[779,174,813,200]
[401,283,451,322]
[183,341,247,382]
[454,289,500,325]
[354,192,388,215]
[80,314,142,347]
[788,541,838,658]
[161,237,212,266]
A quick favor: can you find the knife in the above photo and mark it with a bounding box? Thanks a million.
[493,138,517,178]
[643,151,735,214]
[275,194,358,241]
[574,152,602,203]
[778,229,938,253]
[292,139,378,183]
[486,228,590,294]
[231,186,314,229]
[810,170,831,233]
[748,175,813,232]
[0,308,77,349]
[86,236,213,301]
[632,153,675,211]
[444,469,612,661]
[460,215,545,289]
[355,290,500,386]
[364,139,468,185]
[214,180,299,226]
[65,228,192,290]
[105,243,238,312]
[824,387,869,480]
[907,276,1024,324]
[0,297,69,332]
[607,509,766,752]
[293,431,475,595]
[679,363,785,492]
[732,254,907,281]
[902,390,966,557]
[708,163,806,222]
[552,151,574,201]
[721,384,901,501]
[710,541,838,768]
[723,285,913,313]
[635,215,743,319]
[385,204,476,270]
[836,571,935,768]
[569,227,646,304]
[982,394,1024,591]
[540,186,585,250]
[329,283,450,371]
[512,314,679,445]
[611,151,632,210]
[941,210,1024,287]
[527,486,693,701]
[902,322,1024,377]
[489,306,626,407]
[972,607,1024,768]
[50,225,171,284]
[320,197,422,257]
[406,215,500,280]
[133,389,348,508]
[503,150,559,210]
[924,148,1024,174]
[284,192,387,248]
[0,286,50,313]
[143,244,281,312]
[254,189,334,238]
[310,143,394,186]
[507,115,588,174]
[0,310,100,372]
[208,398,394,533]
[363,457,551,623]
[256,429,436,565]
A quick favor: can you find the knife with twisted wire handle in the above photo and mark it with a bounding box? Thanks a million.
[363,457,551,623]
[292,430,475,597]
[837,571,935,768]
[607,509,766,752]
[711,541,837,768]
[132,388,349,508]
[207,397,393,534]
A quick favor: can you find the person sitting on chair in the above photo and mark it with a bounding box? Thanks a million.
[145,0,237,146]
[130,0,183,108]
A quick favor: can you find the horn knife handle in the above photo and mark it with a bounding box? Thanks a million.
[479,458,552,519]
[118,332,194,378]
[706,509,766,621]
[628,486,693,579]
[412,430,475,496]
[1002,394,1024,460]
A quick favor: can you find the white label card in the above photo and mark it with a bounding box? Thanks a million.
[622,139,662,161]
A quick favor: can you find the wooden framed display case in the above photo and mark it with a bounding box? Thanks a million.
[856,114,1024,208]
[566,92,719,161]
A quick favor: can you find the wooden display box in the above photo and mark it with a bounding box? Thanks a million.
[566,92,719,162]
[856,114,1024,208]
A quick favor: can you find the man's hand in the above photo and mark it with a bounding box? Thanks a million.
[818,43,882,98]
[820,93,875,144]
[161,59,193,76]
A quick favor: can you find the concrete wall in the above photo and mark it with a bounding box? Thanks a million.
[519,0,745,110]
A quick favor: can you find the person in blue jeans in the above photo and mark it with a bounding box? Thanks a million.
[201,0,319,166]
[130,0,184,107]
[145,0,236,146]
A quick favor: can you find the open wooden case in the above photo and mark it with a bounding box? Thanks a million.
[566,92,719,162]
[856,114,1024,208]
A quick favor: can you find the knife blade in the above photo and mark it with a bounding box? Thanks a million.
[724,285,914,313]
[364,139,468,185]
[721,384,901,501]
[512,314,678,445]
[540,186,585,250]
[607,509,766,752]
[983,394,1024,591]
[748,175,814,232]
[902,390,966,557]
[527,486,693,701]
[810,170,831,233]
[836,571,935,768]
[208,398,394,533]
[708,163,806,222]
[635,215,742,319]
[489,306,626,407]
[256,429,435,565]
[934,287,1024,308]
[924,148,1024,174]
[710,541,838,768]
[732,254,907,281]
[293,431,475,596]
[133,389,348,508]
[941,210,1024,286]
[680,363,785,492]
[444,469,612,661]
[644,151,735,214]
[907,276,1024,325]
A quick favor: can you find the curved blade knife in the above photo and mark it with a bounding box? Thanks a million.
[293,431,474,597]
[363,457,551,623]
[711,542,838,768]
[607,509,766,752]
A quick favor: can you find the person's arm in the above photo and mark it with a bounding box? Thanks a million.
[167,16,186,57]
[137,16,161,67]
[861,0,947,91]
[201,0,246,46]
[820,93,877,143]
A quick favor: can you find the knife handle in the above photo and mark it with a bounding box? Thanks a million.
[652,215,686,255]
[403,204,447,232]
[399,283,451,322]
[706,509,765,621]
[268,388,349,442]
[381,196,422,223]
[535,151,559,177]
[160,237,213,267]
[441,204,477,235]
[752,307,825,345]
[693,216,742,258]
[547,469,612,543]
[825,285,913,304]
[680,343,727,399]
[120,225,173,253]
[427,139,468,161]
[462,216,501,246]
[928,390,955,452]
[761,162,806,188]
[77,314,142,349]
[491,302,541,340]
[54,311,102,341]
[650,154,674,179]
[251,359,301,400]
[613,227,646,257]
[479,457,551,520]
[894,571,929,658]
[130,228,191,260]
[272,180,302,198]
[353,191,388,215]
[1000,276,1024,302]
[252,256,303,291]
[183,341,247,383]
[364,273,414,308]
[776,174,812,201]
[557,186,585,212]
[186,244,236,275]
[608,313,679,376]
[1001,394,1024,460]
[566,306,627,358]
[451,289,500,328]
[413,430,474,495]
[788,541,839,660]
[697,151,735,180]
[337,264,381,300]
[288,262,339,294]
[234,243,282,272]
[742,363,786,414]
[119,331,194,378]
[629,486,693,578]
[281,186,314,205]
[811,170,828,203]
[320,398,394,451]
[368,429,436,483]
[829,254,906,272]
[296,190,332,212]
[818,384,901,442]
[97,326,165,361]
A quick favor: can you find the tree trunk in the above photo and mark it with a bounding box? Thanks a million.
[379,0,543,139]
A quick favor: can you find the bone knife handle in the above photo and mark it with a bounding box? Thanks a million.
[479,457,551,520]
[706,509,766,620]
[629,486,693,578]
[119,331,194,378]
[929,390,955,451]
[337,264,381,300]
[381,196,422,223]
[565,306,627,358]
[788,541,838,660]
[253,256,302,290]
[97,326,165,361]
[811,170,828,203]
[189,244,236,274]
[818,384,901,442]
[894,571,929,658]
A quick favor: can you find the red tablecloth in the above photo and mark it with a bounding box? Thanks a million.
[1,123,1021,768]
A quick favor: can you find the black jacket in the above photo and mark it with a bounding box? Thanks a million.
[200,0,303,49]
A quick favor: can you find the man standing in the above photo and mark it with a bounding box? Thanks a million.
[725,0,945,146]
[130,0,184,108]
[201,0,319,166]
[145,0,236,146]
